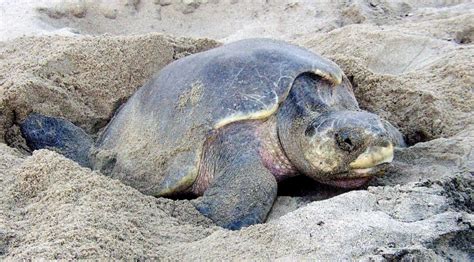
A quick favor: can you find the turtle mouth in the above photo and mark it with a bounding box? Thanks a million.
[347,163,389,178]
[321,163,389,188]
[349,143,394,169]
[319,144,394,189]
[322,176,372,188]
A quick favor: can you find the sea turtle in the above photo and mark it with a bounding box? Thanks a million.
[20,38,405,230]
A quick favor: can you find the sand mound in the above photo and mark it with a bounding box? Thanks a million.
[1,142,471,260]
[3,1,472,42]
[0,34,218,147]
[1,148,216,259]
[300,14,473,144]
[0,0,473,260]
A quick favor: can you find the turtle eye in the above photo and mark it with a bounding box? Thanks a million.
[305,125,316,137]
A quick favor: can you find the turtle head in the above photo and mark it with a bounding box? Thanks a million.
[277,74,404,188]
[297,110,397,188]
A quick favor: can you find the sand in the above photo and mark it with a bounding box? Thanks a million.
[0,0,473,260]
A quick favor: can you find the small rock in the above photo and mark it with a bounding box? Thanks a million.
[102,8,118,19]
[156,0,172,6]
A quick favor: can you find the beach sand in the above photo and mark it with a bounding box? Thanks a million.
[0,0,473,260]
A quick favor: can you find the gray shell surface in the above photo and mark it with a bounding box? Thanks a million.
[93,38,343,196]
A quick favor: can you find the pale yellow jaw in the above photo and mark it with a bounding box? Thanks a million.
[349,144,394,169]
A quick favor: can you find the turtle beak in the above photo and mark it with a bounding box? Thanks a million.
[349,143,394,171]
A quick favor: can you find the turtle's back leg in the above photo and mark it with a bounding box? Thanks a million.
[20,114,93,167]
[192,122,278,230]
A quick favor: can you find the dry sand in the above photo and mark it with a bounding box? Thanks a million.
[0,0,473,260]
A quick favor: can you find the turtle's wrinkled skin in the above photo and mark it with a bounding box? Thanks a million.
[20,39,405,230]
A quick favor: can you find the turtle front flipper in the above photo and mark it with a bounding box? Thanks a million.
[20,114,93,167]
[192,123,278,230]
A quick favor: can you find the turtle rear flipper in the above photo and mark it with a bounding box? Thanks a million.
[20,114,93,167]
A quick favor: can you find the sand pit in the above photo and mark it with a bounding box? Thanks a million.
[0,0,473,260]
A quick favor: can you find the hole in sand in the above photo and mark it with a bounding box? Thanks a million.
[266,176,357,221]
[277,175,350,199]
[405,129,430,146]
[347,75,358,91]
[455,27,473,44]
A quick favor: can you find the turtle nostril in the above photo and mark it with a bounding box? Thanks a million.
[344,138,352,146]
[336,131,356,152]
